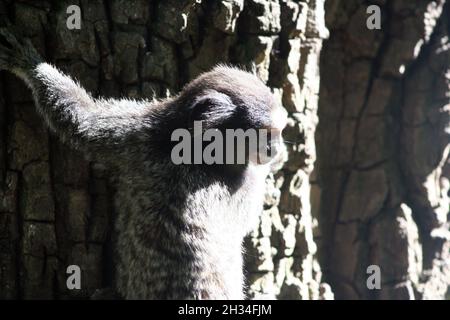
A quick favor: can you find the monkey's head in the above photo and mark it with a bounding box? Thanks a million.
[175,65,287,167]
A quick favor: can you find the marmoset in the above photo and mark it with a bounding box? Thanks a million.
[0,29,287,299]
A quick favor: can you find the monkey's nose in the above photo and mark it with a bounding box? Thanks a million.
[272,107,288,131]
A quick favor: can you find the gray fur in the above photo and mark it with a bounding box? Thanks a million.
[0,30,286,299]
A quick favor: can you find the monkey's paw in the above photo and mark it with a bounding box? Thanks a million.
[0,28,42,75]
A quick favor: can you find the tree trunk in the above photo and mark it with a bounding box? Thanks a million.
[2,0,449,301]
[0,0,330,299]
[316,0,450,299]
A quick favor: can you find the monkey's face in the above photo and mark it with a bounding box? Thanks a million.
[216,69,288,167]
[249,104,287,166]
[185,95,287,167]
[178,65,288,167]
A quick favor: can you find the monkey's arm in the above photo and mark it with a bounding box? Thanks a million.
[0,29,150,163]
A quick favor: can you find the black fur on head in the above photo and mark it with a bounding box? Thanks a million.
[151,65,287,189]
[178,65,277,132]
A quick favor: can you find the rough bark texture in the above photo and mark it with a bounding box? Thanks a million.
[0,0,330,299]
[316,0,450,299]
[2,0,449,301]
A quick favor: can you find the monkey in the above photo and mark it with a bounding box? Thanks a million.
[0,29,287,299]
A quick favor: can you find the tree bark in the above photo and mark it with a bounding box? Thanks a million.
[316,0,450,299]
[2,0,448,301]
[0,0,330,299]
